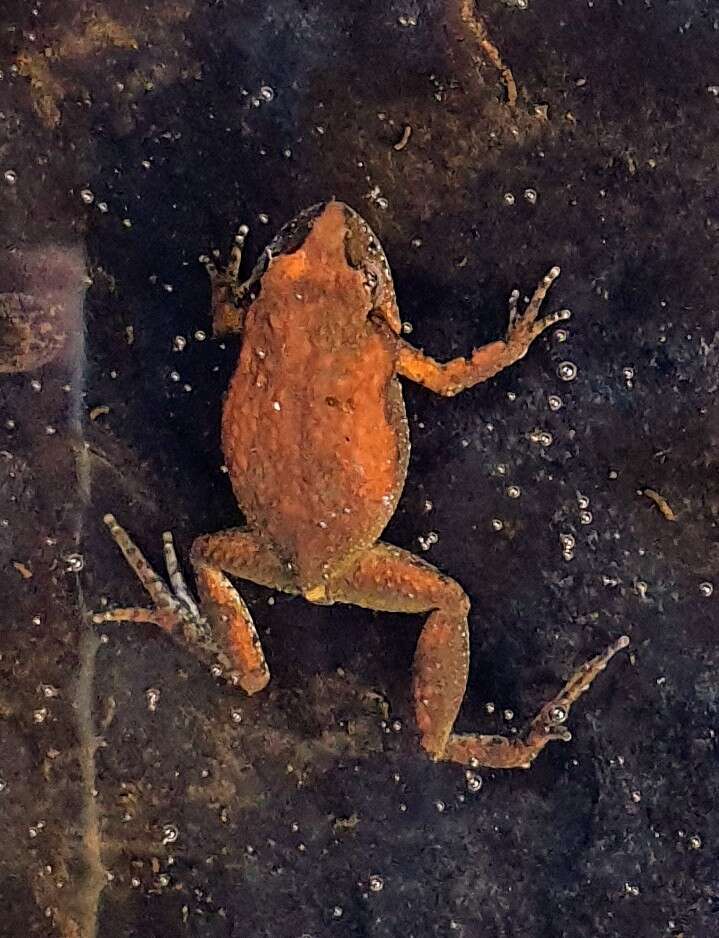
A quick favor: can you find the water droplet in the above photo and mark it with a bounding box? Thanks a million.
[491,518,504,531]
[689,834,702,849]
[503,192,516,206]
[259,85,274,101]
[699,581,713,597]
[523,188,537,204]
[4,170,17,184]
[401,321,413,334]
[579,510,593,525]
[368,874,384,892]
[554,328,569,343]
[506,484,521,498]
[548,394,563,411]
[80,189,94,204]
[557,361,577,381]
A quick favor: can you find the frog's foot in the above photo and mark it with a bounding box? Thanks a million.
[93,514,268,693]
[440,635,630,769]
[505,265,570,358]
[201,224,262,336]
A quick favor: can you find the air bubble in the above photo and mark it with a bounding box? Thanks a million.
[699,582,713,597]
[259,85,275,101]
[368,874,384,892]
[503,192,516,206]
[64,553,84,572]
[579,510,593,525]
[557,361,577,381]
[548,394,563,411]
[466,773,482,793]
[506,484,521,498]
[80,189,94,204]
[523,188,537,204]
[162,824,179,844]
[4,170,17,184]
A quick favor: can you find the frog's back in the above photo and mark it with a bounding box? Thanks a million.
[221,202,409,590]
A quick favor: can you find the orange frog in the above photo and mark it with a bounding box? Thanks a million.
[96,201,628,769]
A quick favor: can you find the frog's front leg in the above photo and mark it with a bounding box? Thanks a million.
[325,543,628,769]
[94,516,292,694]
[201,223,258,336]
[397,266,570,395]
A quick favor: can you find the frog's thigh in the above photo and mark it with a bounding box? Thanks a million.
[190,528,294,694]
[326,543,471,758]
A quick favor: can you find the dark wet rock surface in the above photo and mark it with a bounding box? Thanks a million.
[1,1,718,936]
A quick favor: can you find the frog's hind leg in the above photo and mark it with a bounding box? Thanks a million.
[94,516,290,695]
[325,543,628,769]
[189,528,296,693]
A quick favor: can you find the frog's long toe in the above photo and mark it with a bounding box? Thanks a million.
[94,515,268,693]
[92,514,190,633]
[505,265,571,352]
[441,635,629,769]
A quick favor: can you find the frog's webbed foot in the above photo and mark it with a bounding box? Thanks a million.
[441,635,630,769]
[505,265,571,358]
[93,514,253,690]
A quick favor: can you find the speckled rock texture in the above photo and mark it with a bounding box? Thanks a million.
[0,1,717,936]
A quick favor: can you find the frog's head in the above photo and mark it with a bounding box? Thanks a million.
[251,201,401,335]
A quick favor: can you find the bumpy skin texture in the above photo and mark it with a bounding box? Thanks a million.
[222,204,408,591]
[96,200,628,769]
